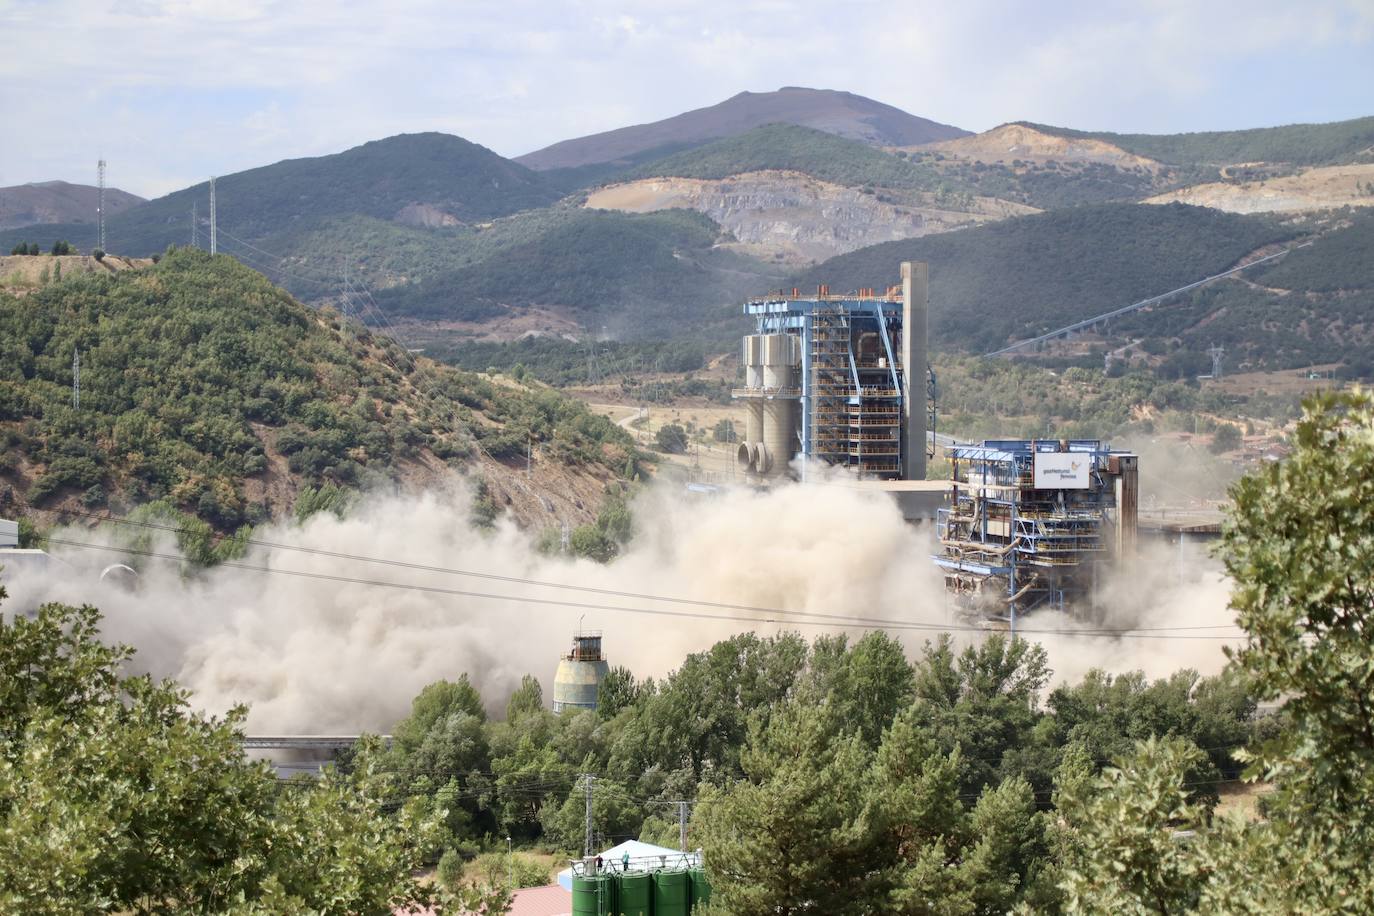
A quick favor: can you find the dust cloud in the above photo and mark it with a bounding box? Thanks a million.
[3,472,1238,733]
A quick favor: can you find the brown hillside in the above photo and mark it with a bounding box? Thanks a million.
[915,123,1162,170]
[1144,163,1374,214]
[583,170,1035,263]
[0,180,145,230]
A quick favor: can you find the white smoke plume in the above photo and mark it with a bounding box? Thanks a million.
[2,474,1238,733]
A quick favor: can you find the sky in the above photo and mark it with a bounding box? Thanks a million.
[1,0,1372,197]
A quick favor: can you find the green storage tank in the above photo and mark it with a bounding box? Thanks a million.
[653,869,690,916]
[572,874,618,916]
[619,871,652,916]
[689,867,712,907]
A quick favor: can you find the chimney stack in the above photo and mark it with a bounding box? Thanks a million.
[901,261,929,481]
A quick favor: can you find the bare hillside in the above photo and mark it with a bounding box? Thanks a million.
[1144,163,1374,214]
[583,170,1034,263]
[0,180,144,230]
[0,254,151,289]
[915,123,1163,170]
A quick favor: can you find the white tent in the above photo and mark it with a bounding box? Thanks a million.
[556,840,701,891]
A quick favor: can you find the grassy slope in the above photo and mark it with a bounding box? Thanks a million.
[0,249,637,531]
[1022,116,1374,168]
[794,203,1296,353]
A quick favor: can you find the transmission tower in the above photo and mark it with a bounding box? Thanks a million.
[96,159,106,252]
[1207,343,1225,379]
[209,176,217,255]
[72,348,80,409]
[191,200,199,248]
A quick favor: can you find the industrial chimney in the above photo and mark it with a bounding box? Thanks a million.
[901,261,929,481]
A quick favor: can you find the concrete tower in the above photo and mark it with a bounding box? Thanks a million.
[901,261,929,481]
[552,631,610,713]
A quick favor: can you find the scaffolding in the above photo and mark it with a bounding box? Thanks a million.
[933,439,1136,621]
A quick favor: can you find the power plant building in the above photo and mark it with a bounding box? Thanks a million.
[552,631,610,713]
[933,440,1138,620]
[733,261,932,482]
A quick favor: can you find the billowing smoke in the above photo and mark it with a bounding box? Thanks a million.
[3,473,1238,733]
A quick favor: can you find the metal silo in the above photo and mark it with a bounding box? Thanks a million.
[552,631,610,713]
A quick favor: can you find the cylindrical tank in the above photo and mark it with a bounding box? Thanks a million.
[653,869,691,916]
[760,333,797,389]
[552,633,609,713]
[762,401,793,476]
[745,399,763,445]
[743,335,763,388]
[572,874,618,916]
[619,872,652,916]
[689,867,712,906]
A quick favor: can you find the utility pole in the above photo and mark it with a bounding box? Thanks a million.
[526,435,532,478]
[678,801,689,852]
[583,774,595,859]
[96,159,106,252]
[209,176,217,255]
[72,348,80,409]
[191,200,198,248]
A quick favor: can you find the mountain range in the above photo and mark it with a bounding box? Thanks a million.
[4,87,1372,376]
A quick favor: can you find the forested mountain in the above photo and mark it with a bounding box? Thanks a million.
[796,203,1295,353]
[366,208,781,336]
[516,87,969,172]
[1105,210,1374,371]
[0,249,639,538]
[0,133,561,257]
[0,180,145,230]
[4,103,1369,371]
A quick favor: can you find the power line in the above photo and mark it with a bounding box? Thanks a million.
[41,532,1244,641]
[36,507,1244,637]
[984,245,1308,358]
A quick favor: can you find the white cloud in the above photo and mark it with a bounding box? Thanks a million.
[0,0,1369,195]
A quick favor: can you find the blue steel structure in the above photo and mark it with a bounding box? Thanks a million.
[740,287,911,478]
[933,439,1134,621]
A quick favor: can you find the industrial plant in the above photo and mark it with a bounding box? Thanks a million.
[933,440,1138,621]
[733,261,933,482]
[732,261,1140,624]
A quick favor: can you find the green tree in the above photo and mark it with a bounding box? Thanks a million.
[0,599,439,913]
[1220,388,1374,906]
[694,700,884,915]
[597,665,643,721]
[655,422,688,454]
[1209,423,1241,454]
[1058,391,1374,912]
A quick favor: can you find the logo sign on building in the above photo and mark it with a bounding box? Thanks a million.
[1033,452,1090,489]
